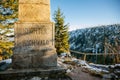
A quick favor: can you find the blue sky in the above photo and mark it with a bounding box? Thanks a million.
[50,0,120,31]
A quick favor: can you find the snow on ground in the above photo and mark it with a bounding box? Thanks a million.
[0,57,120,79]
[115,64,120,67]
[58,55,120,79]
[0,59,12,64]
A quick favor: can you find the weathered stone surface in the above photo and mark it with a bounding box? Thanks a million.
[12,0,57,69]
[12,49,57,69]
[12,54,32,69]
[19,0,50,4]
[19,4,50,22]
[32,49,57,68]
[13,22,57,69]
[14,22,55,53]
[0,67,67,80]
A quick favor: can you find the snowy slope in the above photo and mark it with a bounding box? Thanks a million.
[69,24,120,53]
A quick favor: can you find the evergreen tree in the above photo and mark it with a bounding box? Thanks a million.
[0,0,18,27]
[53,8,70,55]
[0,0,18,59]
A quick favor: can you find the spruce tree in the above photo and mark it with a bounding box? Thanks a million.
[0,0,18,59]
[53,8,70,55]
[0,0,18,27]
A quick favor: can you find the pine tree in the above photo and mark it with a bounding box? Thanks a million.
[0,0,18,27]
[0,0,18,59]
[53,8,70,55]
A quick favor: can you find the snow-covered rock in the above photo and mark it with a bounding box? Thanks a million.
[66,69,71,73]
[60,53,67,57]
[29,77,42,80]
[115,64,120,67]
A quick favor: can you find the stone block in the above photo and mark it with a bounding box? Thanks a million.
[12,54,32,69]
[12,48,57,69]
[32,48,57,68]
[14,22,55,53]
[19,0,50,4]
[19,4,50,22]
[12,22,57,69]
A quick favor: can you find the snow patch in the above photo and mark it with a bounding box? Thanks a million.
[0,59,12,64]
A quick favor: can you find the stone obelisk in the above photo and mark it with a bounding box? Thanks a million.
[12,0,57,69]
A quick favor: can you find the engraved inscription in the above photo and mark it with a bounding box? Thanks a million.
[14,23,54,52]
[17,40,50,47]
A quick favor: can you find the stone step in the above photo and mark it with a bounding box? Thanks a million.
[0,67,67,80]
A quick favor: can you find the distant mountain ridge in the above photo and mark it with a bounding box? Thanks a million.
[69,24,120,53]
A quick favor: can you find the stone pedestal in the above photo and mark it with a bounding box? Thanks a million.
[0,1,67,80]
[0,67,67,80]
[12,0,57,69]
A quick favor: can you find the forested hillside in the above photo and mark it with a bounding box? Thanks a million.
[69,24,120,54]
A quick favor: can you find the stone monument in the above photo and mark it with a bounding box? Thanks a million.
[12,0,57,69]
[0,0,67,79]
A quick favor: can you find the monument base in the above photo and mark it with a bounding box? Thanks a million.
[13,22,57,69]
[0,67,68,80]
[12,49,57,69]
